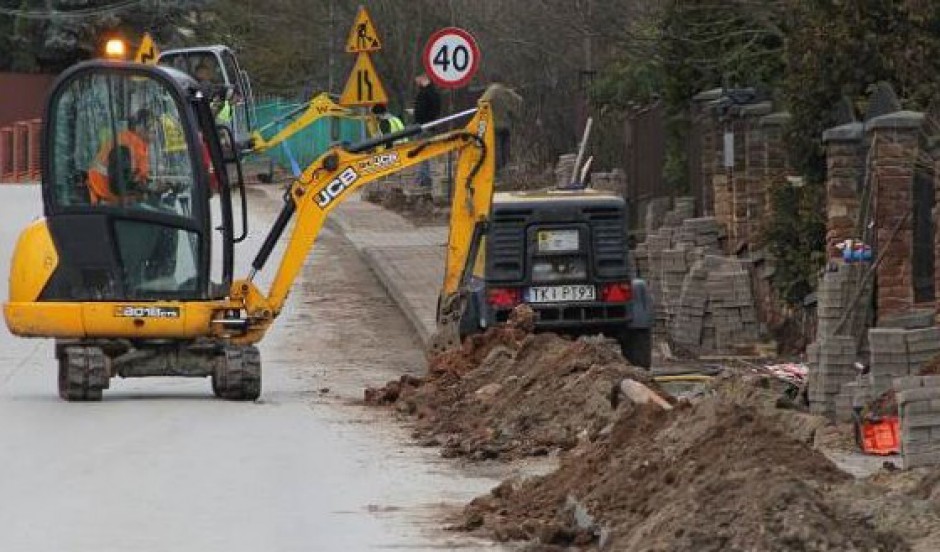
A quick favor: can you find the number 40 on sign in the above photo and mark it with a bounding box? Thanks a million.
[422,27,480,89]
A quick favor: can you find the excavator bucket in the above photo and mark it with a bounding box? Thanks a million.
[427,102,495,357]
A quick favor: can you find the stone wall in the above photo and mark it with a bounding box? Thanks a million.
[741,102,773,248]
[692,90,787,252]
[868,111,923,318]
[822,123,865,254]
[754,112,790,231]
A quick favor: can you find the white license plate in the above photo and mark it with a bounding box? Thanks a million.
[527,285,596,303]
[537,229,579,252]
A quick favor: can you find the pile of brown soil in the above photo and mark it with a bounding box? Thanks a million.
[364,321,662,460]
[456,388,908,551]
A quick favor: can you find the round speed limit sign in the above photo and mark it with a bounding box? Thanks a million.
[422,27,480,89]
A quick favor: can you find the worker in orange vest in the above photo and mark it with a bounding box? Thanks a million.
[88,109,154,204]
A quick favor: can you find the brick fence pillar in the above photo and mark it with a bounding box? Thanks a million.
[822,122,865,255]
[740,101,773,246]
[866,111,924,318]
[693,88,723,217]
[760,112,791,222]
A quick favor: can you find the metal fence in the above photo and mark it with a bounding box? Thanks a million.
[0,119,41,182]
[248,96,366,173]
[622,102,667,230]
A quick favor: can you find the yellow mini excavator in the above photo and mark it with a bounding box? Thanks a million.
[4,59,494,401]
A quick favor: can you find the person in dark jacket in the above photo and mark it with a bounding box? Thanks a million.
[413,74,441,188]
[413,74,441,124]
[480,77,523,172]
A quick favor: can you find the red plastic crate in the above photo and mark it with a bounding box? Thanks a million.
[861,416,900,455]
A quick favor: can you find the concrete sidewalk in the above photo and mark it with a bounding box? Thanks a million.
[329,193,447,345]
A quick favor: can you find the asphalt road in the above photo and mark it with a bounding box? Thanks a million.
[0,185,506,551]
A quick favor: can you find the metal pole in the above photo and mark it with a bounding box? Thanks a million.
[571,117,593,185]
[447,0,457,202]
[328,0,335,93]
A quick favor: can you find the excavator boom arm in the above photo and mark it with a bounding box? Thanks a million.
[249,93,366,153]
[231,101,495,341]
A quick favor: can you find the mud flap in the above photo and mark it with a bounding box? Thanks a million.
[627,279,653,329]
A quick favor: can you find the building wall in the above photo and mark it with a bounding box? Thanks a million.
[0,73,56,127]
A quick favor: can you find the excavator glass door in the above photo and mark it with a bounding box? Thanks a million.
[41,63,215,301]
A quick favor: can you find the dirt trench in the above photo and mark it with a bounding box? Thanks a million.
[364,308,940,550]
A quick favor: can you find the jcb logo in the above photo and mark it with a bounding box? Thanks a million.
[355,152,400,175]
[314,167,359,209]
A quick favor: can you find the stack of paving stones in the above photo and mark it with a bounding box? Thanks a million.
[644,197,671,235]
[590,169,626,194]
[554,154,577,187]
[804,262,876,418]
[673,217,725,253]
[672,197,695,220]
[815,263,870,340]
[707,262,760,351]
[671,259,710,351]
[807,336,858,418]
[670,255,761,354]
[639,224,678,336]
[808,325,940,421]
[834,380,873,423]
[635,198,757,346]
[868,327,940,396]
[895,376,940,469]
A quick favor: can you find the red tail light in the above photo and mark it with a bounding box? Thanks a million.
[487,287,522,308]
[601,282,632,302]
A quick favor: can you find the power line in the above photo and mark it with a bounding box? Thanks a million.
[0,0,147,20]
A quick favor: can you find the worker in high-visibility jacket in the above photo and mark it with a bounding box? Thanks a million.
[88,109,154,204]
[213,91,233,125]
[160,113,187,154]
[371,103,405,151]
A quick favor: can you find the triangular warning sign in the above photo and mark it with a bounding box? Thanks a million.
[134,33,160,65]
[340,53,388,106]
[345,6,382,53]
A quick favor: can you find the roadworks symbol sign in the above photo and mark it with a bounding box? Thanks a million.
[345,6,382,53]
[340,53,388,106]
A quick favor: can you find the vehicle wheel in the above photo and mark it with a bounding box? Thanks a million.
[212,346,261,401]
[58,346,109,402]
[619,328,652,369]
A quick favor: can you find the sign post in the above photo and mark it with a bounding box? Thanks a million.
[423,27,481,201]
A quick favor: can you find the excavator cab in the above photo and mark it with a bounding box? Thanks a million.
[24,60,240,306]
[158,46,255,144]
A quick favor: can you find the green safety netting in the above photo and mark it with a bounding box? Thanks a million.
[247,98,366,173]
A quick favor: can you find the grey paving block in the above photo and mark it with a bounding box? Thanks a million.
[902,441,940,455]
[899,388,940,404]
[901,426,932,443]
[901,413,940,428]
